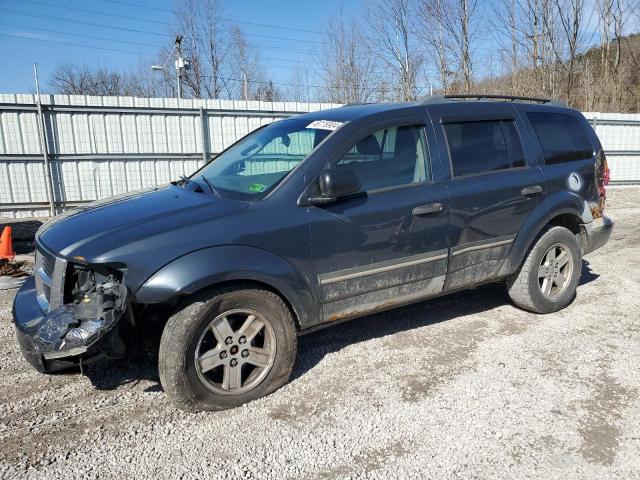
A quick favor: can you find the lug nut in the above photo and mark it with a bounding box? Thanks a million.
[230,358,238,367]
[241,349,249,358]
[239,336,247,344]
[225,336,233,345]
[219,351,227,359]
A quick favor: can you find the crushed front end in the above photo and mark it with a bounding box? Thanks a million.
[12,243,129,372]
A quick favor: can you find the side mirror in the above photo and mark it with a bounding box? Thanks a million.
[308,166,361,206]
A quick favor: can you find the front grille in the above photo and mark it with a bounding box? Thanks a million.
[42,252,55,278]
[34,246,67,312]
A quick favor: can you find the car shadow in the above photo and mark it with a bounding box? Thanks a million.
[290,284,509,383]
[85,283,510,392]
[84,260,602,392]
[579,259,600,286]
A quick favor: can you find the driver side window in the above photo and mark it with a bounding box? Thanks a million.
[336,124,430,192]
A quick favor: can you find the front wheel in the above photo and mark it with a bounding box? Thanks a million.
[507,226,582,314]
[158,287,297,411]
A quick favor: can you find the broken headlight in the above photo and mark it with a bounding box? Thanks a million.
[34,264,128,355]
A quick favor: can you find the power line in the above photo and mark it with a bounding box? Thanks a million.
[0,32,154,56]
[19,0,171,27]
[0,8,173,37]
[198,74,436,94]
[18,0,325,45]
[102,0,327,35]
[0,22,159,49]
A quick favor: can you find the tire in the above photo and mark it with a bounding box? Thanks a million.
[506,226,582,314]
[158,286,297,411]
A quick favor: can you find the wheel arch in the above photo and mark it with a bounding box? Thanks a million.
[133,245,318,330]
[500,191,589,277]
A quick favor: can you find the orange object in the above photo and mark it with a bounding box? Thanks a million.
[0,226,16,260]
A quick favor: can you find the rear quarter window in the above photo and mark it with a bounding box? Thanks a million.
[527,112,593,164]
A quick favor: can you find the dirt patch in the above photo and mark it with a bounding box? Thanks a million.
[576,369,636,465]
[400,319,489,403]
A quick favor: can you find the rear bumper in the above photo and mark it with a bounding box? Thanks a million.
[12,276,115,372]
[583,216,614,255]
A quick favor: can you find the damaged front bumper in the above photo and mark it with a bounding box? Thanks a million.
[12,276,127,372]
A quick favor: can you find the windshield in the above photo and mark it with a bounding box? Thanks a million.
[195,118,339,200]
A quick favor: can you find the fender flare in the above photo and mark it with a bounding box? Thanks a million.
[133,245,317,329]
[499,191,591,276]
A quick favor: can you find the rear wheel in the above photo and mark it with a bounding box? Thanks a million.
[159,287,297,411]
[507,226,582,313]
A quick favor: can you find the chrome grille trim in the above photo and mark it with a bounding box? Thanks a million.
[34,246,67,312]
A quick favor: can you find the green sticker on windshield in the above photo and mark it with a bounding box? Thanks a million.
[249,183,267,193]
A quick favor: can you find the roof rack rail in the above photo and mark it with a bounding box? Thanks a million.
[420,94,567,107]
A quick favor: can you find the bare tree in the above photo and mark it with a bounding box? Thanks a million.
[418,0,454,93]
[49,61,174,97]
[318,12,378,103]
[172,0,230,98]
[553,0,589,104]
[286,63,310,103]
[366,0,423,100]
[418,0,478,94]
[49,63,121,96]
[225,26,266,99]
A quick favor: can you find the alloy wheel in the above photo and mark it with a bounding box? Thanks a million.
[538,243,574,299]
[194,309,276,395]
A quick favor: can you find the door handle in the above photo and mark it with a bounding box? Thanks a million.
[521,185,543,197]
[412,203,443,216]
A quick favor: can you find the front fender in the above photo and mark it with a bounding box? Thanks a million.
[499,191,591,276]
[134,245,318,329]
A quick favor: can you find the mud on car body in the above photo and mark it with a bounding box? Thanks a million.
[13,95,613,411]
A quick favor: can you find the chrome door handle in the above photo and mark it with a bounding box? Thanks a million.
[412,203,443,216]
[521,185,543,197]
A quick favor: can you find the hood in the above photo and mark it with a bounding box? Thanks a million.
[38,185,249,262]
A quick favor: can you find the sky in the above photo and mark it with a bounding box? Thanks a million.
[0,0,361,93]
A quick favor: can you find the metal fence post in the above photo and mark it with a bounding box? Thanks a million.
[34,97,56,217]
[199,107,209,165]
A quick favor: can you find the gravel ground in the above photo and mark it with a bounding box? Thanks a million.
[1,187,639,480]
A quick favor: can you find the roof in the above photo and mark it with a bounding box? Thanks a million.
[296,102,420,123]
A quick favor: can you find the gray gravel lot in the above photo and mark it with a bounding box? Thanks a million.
[1,187,639,480]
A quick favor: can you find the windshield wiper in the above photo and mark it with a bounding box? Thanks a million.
[178,175,192,186]
[200,175,222,199]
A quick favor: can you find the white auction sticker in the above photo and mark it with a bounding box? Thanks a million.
[306,120,344,131]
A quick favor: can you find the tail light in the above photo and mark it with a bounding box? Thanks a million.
[592,150,609,218]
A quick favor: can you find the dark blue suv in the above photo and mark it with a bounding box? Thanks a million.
[13,95,613,411]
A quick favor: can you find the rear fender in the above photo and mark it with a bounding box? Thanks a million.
[499,191,591,276]
[134,245,317,329]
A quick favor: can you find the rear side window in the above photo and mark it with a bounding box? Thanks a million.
[443,120,525,177]
[527,112,593,164]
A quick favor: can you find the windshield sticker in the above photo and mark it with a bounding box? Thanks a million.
[306,120,344,131]
[248,183,268,193]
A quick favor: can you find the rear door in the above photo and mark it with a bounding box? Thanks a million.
[427,103,547,290]
[307,117,449,322]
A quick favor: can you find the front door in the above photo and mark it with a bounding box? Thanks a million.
[307,121,449,322]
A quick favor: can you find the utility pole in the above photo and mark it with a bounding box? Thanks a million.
[175,35,184,98]
[242,73,249,101]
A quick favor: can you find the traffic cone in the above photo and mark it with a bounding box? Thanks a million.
[0,226,16,260]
